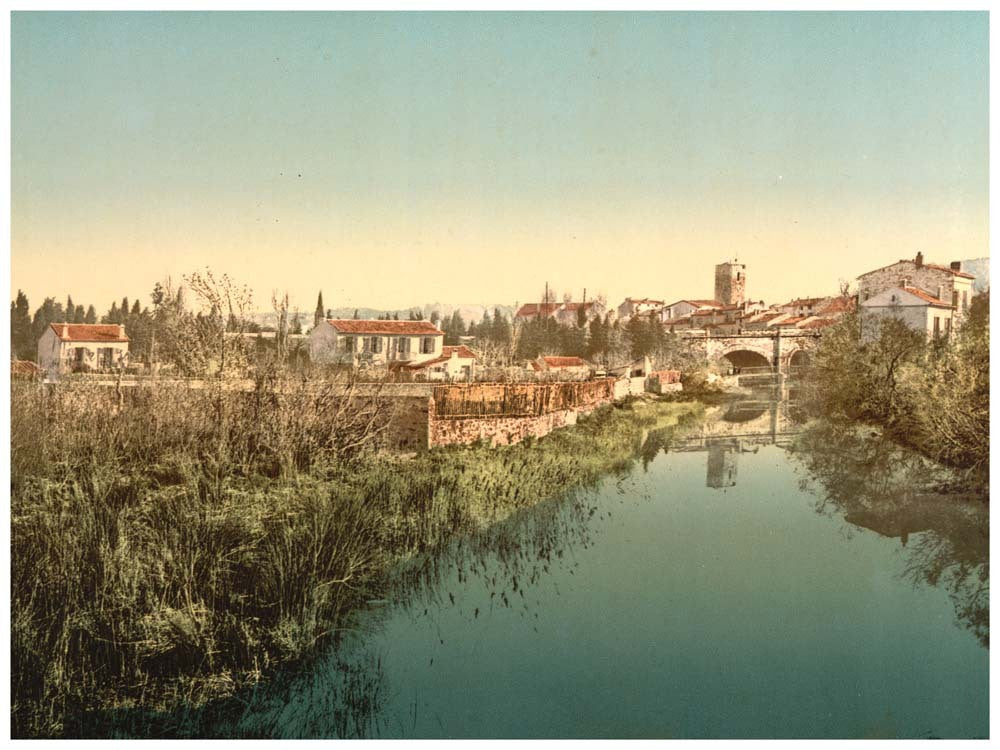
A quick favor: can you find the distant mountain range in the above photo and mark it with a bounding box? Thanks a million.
[249,303,516,331]
[961,257,989,293]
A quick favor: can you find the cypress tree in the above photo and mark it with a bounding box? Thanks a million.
[314,291,324,328]
[11,290,32,360]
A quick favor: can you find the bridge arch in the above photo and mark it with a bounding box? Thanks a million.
[719,349,773,374]
[787,349,811,367]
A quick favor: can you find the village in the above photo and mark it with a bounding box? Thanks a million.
[10,251,984,453]
[10,11,990,741]
[19,250,982,385]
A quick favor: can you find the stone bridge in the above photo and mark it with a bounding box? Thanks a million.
[679,330,821,373]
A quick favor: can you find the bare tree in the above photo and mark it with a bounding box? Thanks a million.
[185,268,254,378]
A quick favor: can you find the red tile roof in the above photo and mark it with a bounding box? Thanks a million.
[902,286,954,308]
[815,296,856,315]
[325,319,443,335]
[679,299,723,308]
[393,345,478,371]
[924,263,976,279]
[799,318,839,329]
[442,345,478,359]
[858,259,976,280]
[50,323,129,342]
[778,316,807,325]
[782,297,828,308]
[560,302,596,312]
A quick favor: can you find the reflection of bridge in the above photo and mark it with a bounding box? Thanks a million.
[679,330,820,375]
[658,399,803,489]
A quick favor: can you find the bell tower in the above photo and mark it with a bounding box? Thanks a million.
[714,259,746,306]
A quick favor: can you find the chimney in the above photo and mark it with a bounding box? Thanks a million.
[915,252,923,268]
[118,324,126,338]
[950,261,962,271]
[61,324,68,338]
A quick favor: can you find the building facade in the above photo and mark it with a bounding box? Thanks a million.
[37,323,130,378]
[309,319,444,366]
[859,286,955,341]
[392,345,478,381]
[856,253,975,327]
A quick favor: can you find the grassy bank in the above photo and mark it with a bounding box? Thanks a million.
[10,379,701,737]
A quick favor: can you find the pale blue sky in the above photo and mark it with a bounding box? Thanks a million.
[11,11,989,311]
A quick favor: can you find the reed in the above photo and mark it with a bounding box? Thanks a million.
[10,376,700,737]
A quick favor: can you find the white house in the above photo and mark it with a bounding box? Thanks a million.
[617,297,664,319]
[309,319,445,366]
[37,323,130,378]
[859,286,955,341]
[529,355,591,379]
[857,253,975,328]
[392,345,478,381]
[660,299,722,322]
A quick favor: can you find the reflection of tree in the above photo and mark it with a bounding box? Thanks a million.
[791,421,989,648]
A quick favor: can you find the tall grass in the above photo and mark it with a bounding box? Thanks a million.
[10,377,701,737]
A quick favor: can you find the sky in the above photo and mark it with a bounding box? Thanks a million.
[11,11,989,315]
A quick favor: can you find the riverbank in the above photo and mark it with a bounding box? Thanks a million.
[11,383,702,738]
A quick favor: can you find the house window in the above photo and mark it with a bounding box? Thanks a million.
[370,336,383,354]
[963,291,968,310]
[945,317,952,336]
[341,336,355,353]
[933,316,941,338]
[900,277,910,287]
[420,337,435,354]
[398,337,411,355]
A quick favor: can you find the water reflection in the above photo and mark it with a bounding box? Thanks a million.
[790,420,989,649]
[645,397,802,489]
[78,397,988,738]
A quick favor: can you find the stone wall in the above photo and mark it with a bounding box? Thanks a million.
[380,395,431,452]
[429,406,596,448]
[427,379,618,448]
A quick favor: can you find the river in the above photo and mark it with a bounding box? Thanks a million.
[94,398,989,739]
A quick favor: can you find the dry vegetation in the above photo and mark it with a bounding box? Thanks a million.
[10,372,701,738]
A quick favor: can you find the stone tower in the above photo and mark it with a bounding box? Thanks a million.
[714,259,746,306]
[706,443,738,489]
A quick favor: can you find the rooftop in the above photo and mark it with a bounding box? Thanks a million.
[325,319,443,335]
[49,323,129,343]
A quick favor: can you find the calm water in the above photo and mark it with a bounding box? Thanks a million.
[98,402,990,739]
